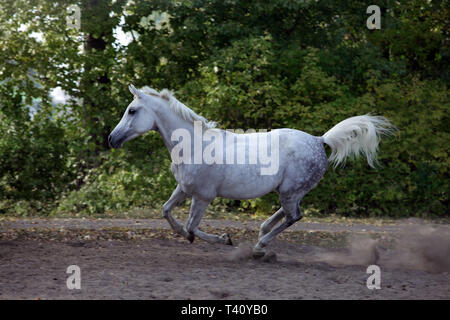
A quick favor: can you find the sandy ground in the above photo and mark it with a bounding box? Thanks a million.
[0,219,449,300]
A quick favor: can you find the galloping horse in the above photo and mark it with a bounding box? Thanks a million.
[109,85,395,256]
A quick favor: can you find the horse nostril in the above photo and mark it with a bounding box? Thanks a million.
[108,134,113,148]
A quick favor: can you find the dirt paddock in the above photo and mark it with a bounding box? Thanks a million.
[0,219,449,299]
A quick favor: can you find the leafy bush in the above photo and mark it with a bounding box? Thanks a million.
[55,134,177,215]
[180,44,448,217]
[0,97,73,215]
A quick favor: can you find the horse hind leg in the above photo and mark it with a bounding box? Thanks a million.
[254,159,327,257]
[253,194,303,257]
[258,207,285,239]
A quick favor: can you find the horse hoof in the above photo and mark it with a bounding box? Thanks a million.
[262,252,277,263]
[186,232,195,243]
[220,233,233,246]
[252,250,265,259]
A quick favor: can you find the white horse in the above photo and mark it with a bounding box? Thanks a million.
[109,85,395,256]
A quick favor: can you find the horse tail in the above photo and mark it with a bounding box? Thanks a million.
[322,115,396,168]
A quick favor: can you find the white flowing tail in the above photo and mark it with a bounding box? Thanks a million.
[322,115,396,168]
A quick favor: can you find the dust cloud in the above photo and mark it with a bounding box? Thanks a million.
[228,242,254,261]
[227,221,450,273]
[227,242,278,262]
[308,222,450,273]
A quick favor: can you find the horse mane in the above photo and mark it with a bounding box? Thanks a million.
[140,86,217,129]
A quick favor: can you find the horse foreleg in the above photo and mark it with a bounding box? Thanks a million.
[186,197,233,245]
[162,185,190,239]
[193,229,233,245]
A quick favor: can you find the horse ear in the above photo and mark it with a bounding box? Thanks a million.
[129,84,142,99]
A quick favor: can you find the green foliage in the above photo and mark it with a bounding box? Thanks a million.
[182,35,288,129]
[303,78,449,217]
[0,0,448,217]
[55,134,177,215]
[0,94,73,215]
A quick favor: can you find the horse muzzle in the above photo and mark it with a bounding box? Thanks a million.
[108,133,124,149]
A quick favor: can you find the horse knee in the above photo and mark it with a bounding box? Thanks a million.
[162,201,174,218]
[162,207,169,218]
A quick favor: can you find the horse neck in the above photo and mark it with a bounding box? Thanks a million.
[153,105,195,153]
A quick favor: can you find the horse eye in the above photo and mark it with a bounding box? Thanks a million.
[128,108,136,115]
